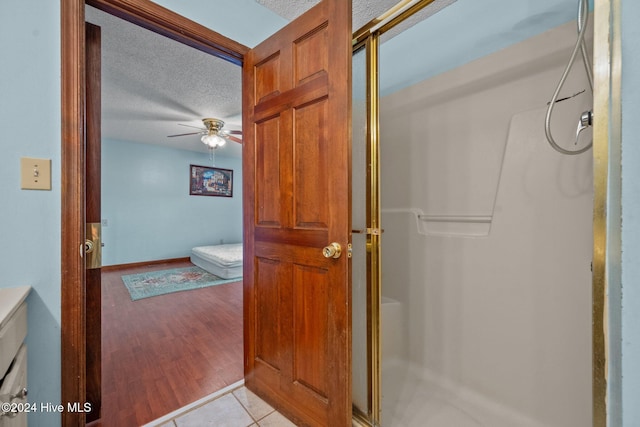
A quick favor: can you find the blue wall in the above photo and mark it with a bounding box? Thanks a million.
[102,140,242,266]
[621,0,640,424]
[0,1,62,425]
[380,0,594,95]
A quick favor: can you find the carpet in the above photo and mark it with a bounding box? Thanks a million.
[121,266,240,301]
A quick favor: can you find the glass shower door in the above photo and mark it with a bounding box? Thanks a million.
[352,46,370,420]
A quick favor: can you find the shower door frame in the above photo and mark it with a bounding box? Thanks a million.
[351,35,381,427]
[350,0,620,426]
[351,2,444,425]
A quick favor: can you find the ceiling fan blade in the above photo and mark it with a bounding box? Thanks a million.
[225,130,243,135]
[178,123,207,130]
[225,135,243,144]
[167,131,202,137]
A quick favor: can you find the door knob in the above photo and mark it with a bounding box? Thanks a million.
[322,242,342,259]
[10,388,28,400]
[85,239,95,254]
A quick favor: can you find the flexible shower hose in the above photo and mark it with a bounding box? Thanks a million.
[544,0,594,155]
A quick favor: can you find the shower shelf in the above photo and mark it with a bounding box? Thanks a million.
[417,214,492,223]
[381,208,493,237]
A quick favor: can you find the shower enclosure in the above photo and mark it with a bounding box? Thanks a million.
[352,1,598,426]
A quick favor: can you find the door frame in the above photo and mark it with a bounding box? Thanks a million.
[349,1,618,426]
[60,1,248,424]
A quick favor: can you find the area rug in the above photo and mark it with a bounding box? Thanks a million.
[121,266,240,301]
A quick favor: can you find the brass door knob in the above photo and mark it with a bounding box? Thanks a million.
[322,242,342,259]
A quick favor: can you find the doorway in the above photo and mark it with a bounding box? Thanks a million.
[61,1,250,425]
[85,4,245,425]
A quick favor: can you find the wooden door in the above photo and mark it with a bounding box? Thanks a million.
[242,1,352,426]
[85,21,102,424]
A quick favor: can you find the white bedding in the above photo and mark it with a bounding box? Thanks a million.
[191,243,243,279]
[192,243,243,266]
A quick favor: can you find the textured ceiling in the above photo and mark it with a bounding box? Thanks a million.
[85,0,457,158]
[255,0,322,21]
[86,6,243,157]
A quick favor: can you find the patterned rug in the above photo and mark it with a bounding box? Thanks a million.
[121,266,239,301]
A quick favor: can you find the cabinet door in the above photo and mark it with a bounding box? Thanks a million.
[0,344,28,427]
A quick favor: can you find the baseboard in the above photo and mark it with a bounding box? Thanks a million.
[101,257,191,272]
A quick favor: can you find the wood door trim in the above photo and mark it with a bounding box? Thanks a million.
[61,1,86,425]
[60,1,247,425]
[86,0,249,65]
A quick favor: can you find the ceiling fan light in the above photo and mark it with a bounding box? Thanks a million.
[201,133,225,148]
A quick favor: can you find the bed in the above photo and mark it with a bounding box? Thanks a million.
[190,243,243,279]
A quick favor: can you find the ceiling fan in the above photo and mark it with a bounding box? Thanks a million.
[168,118,242,148]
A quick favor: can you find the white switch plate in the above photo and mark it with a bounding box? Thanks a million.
[21,157,51,190]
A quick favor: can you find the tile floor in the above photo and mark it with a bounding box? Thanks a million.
[143,382,297,427]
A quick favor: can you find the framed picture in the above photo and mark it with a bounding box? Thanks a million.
[189,164,233,197]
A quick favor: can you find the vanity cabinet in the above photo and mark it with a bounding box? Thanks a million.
[0,287,30,427]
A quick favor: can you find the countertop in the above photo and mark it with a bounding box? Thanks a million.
[0,286,31,330]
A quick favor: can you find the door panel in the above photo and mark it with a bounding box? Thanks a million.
[255,117,283,226]
[243,1,352,425]
[293,26,328,85]
[294,99,329,229]
[292,264,329,399]
[255,257,284,371]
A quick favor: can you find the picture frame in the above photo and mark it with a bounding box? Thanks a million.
[189,164,233,197]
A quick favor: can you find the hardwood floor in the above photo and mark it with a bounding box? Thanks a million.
[96,261,243,426]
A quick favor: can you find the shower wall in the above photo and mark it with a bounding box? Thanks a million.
[380,19,593,427]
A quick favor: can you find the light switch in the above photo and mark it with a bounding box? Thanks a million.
[21,157,51,190]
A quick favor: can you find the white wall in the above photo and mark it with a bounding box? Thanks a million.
[102,139,242,266]
[380,20,593,426]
